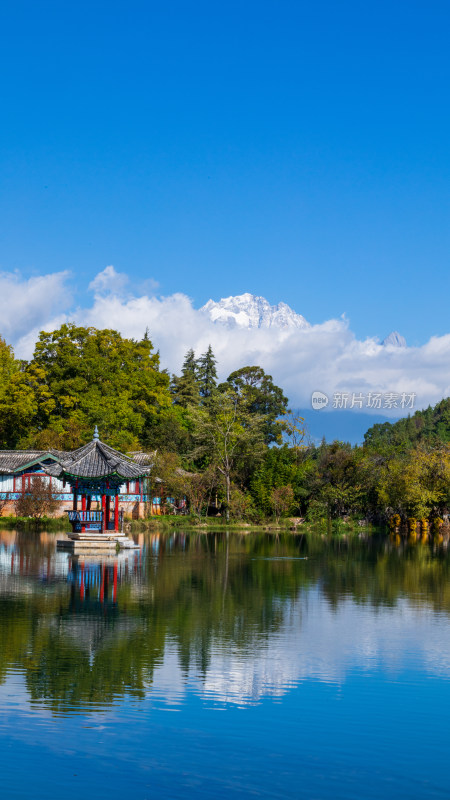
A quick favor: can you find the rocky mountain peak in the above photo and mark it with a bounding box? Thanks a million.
[200,293,310,330]
[382,331,407,348]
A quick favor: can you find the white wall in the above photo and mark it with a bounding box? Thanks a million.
[0,475,14,492]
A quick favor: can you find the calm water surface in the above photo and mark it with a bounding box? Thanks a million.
[1,529,450,799]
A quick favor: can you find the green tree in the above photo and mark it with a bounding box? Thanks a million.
[171,349,200,408]
[191,389,266,519]
[373,444,450,520]
[250,444,313,517]
[270,484,294,523]
[27,323,172,450]
[149,405,193,455]
[306,442,363,520]
[282,411,307,458]
[364,398,450,451]
[0,336,37,448]
[197,345,217,402]
[182,465,217,518]
[220,366,289,444]
[229,484,257,521]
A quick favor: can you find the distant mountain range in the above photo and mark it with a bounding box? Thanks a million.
[200,293,309,330]
[201,293,406,345]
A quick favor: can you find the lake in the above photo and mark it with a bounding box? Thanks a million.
[1,528,450,799]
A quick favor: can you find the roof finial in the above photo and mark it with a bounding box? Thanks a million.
[93,425,99,441]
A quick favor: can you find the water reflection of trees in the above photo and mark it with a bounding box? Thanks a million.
[1,530,450,712]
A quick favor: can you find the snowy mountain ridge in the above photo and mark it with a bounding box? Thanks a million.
[200,293,310,330]
[200,293,407,346]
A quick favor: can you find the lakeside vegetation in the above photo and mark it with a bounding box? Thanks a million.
[1,324,449,528]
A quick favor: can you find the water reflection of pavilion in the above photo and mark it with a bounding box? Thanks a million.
[0,531,143,606]
[68,554,142,606]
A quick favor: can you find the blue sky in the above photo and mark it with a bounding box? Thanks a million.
[1,1,450,443]
[1,0,449,345]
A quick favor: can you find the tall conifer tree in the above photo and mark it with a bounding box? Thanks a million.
[172,349,200,407]
[197,345,218,402]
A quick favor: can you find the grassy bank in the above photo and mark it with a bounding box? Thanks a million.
[129,515,261,532]
[129,515,374,535]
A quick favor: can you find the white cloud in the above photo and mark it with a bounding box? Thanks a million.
[3,266,450,415]
[150,592,450,706]
[199,593,450,704]
[0,270,71,346]
[139,277,160,294]
[88,265,129,296]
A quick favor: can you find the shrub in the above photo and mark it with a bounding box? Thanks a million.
[14,476,59,520]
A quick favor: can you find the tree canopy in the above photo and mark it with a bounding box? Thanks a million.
[1,324,174,451]
[220,365,289,444]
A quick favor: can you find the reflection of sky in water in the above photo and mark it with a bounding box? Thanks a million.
[149,590,450,707]
[2,533,450,799]
[2,588,450,717]
[2,534,450,709]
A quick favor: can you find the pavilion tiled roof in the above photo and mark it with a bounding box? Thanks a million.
[0,430,152,481]
[44,438,151,481]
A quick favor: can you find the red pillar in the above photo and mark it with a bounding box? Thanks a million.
[106,496,110,529]
[114,494,119,532]
[100,564,105,603]
[101,494,106,533]
[81,494,86,532]
[113,562,118,603]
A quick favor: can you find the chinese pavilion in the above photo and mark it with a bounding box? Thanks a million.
[44,427,151,536]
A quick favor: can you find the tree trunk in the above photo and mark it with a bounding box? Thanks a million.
[225,472,230,522]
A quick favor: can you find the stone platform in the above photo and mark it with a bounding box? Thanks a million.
[57,532,139,551]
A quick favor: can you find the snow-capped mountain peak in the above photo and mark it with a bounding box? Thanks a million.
[382,331,407,348]
[200,293,310,330]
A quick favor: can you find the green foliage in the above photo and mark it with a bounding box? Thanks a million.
[0,337,36,448]
[270,485,294,522]
[282,411,307,456]
[249,445,313,517]
[373,445,450,520]
[364,399,450,450]
[229,485,258,522]
[191,388,266,519]
[306,442,363,519]
[24,324,172,450]
[197,345,218,402]
[220,365,289,444]
[149,405,193,455]
[171,349,201,408]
